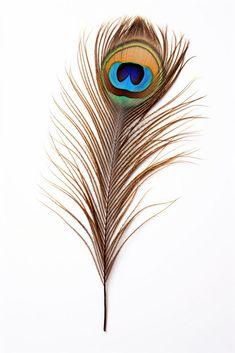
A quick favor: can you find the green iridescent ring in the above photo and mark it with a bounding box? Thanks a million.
[101,41,163,106]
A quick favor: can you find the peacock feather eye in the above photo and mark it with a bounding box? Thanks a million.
[101,41,163,106]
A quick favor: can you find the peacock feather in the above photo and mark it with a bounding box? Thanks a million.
[42,16,201,331]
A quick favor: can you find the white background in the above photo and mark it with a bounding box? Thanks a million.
[0,0,235,352]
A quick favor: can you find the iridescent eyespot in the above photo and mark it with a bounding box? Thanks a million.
[101,42,163,106]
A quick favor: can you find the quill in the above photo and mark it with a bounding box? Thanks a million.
[43,16,201,331]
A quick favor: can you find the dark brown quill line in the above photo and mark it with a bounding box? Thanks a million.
[42,17,203,331]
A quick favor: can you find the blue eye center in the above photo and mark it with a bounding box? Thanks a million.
[108,62,153,94]
[117,62,144,85]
